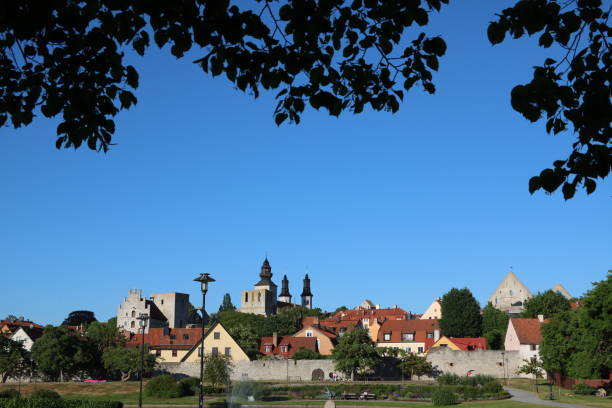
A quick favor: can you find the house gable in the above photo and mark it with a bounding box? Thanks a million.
[181,321,249,362]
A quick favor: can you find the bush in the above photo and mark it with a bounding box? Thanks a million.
[230,381,271,401]
[482,380,503,394]
[437,373,462,385]
[573,383,595,395]
[31,389,61,399]
[0,389,20,399]
[431,388,457,406]
[0,400,123,408]
[144,375,185,398]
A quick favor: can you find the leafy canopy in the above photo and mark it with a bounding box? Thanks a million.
[331,327,380,379]
[203,353,233,388]
[102,345,157,381]
[0,336,29,383]
[218,293,236,313]
[2,1,607,197]
[31,325,90,381]
[439,287,482,338]
[540,271,611,379]
[292,347,324,360]
[522,290,570,318]
[482,303,509,350]
[397,350,433,380]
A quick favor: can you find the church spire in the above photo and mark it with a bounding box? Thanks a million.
[255,258,276,287]
[301,273,313,309]
[278,274,292,303]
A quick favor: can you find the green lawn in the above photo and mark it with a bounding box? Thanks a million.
[232,400,557,408]
[506,379,612,408]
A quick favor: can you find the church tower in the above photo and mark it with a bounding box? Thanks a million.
[239,258,278,316]
[278,274,292,303]
[301,273,313,309]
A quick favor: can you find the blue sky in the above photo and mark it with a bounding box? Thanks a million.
[1,0,610,324]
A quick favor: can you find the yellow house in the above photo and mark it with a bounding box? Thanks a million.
[293,324,337,355]
[420,299,442,320]
[181,321,250,362]
[428,336,487,352]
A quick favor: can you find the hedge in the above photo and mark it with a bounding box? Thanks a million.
[0,399,122,408]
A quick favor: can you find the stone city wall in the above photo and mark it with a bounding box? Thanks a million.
[159,359,338,381]
[426,348,524,378]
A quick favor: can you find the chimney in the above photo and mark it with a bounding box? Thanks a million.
[434,329,440,341]
[272,332,278,347]
[537,314,544,322]
[313,316,319,326]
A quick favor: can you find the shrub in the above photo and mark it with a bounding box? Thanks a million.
[0,400,123,408]
[31,389,61,399]
[437,373,462,385]
[482,380,503,394]
[431,388,457,406]
[230,381,271,401]
[144,375,185,398]
[573,382,595,395]
[0,389,20,399]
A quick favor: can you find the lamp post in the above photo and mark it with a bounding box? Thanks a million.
[137,313,149,408]
[501,352,507,385]
[194,272,215,408]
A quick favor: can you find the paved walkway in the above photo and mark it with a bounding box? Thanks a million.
[505,387,590,408]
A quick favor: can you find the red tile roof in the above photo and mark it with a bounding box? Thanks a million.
[259,336,317,358]
[332,307,408,321]
[510,318,547,345]
[447,337,487,351]
[377,319,440,343]
[299,325,338,339]
[124,327,206,350]
[0,320,43,329]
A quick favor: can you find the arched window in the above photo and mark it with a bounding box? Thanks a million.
[131,321,135,328]
[258,293,261,302]
[245,293,249,302]
[131,310,135,318]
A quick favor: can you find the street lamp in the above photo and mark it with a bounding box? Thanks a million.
[194,272,215,408]
[136,313,149,408]
[501,352,507,385]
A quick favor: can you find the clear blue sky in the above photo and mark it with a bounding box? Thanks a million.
[1,0,610,325]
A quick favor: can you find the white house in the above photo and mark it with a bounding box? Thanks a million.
[504,316,547,377]
[10,326,44,351]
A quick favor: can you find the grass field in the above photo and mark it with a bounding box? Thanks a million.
[506,379,612,408]
[1,381,608,407]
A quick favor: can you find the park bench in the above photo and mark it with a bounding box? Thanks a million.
[359,392,376,400]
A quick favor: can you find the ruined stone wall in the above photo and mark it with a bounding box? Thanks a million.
[426,348,523,378]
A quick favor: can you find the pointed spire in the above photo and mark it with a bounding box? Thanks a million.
[301,273,313,297]
[279,274,291,297]
[255,258,276,287]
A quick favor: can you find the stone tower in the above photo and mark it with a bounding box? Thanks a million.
[239,258,278,316]
[278,274,292,303]
[488,271,532,315]
[301,273,313,309]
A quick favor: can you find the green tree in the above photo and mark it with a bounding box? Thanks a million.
[276,306,325,330]
[2,1,607,197]
[439,288,482,338]
[482,303,509,350]
[261,314,299,338]
[333,306,348,315]
[523,290,570,318]
[227,326,261,360]
[397,350,433,380]
[540,272,611,379]
[101,346,156,381]
[0,337,29,383]
[516,358,544,392]
[86,317,121,350]
[331,327,379,380]
[292,347,324,360]
[31,326,85,381]
[218,294,236,313]
[203,353,232,388]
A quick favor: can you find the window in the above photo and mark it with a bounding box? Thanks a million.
[440,344,447,347]
[172,350,177,357]
[214,332,220,339]
[170,334,176,340]
[306,331,313,337]
[131,310,136,318]
[383,333,391,341]
[245,293,249,302]
[449,362,454,366]
[264,345,272,353]
[161,299,164,305]
[258,293,261,302]
[509,289,513,296]
[426,332,433,338]
[183,334,189,340]
[131,321,135,328]
[280,346,288,353]
[405,347,411,352]
[401,333,414,341]
[530,344,537,351]
[225,347,231,356]
[155,350,161,356]
[418,346,424,353]
[198,347,203,357]
[212,347,219,355]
